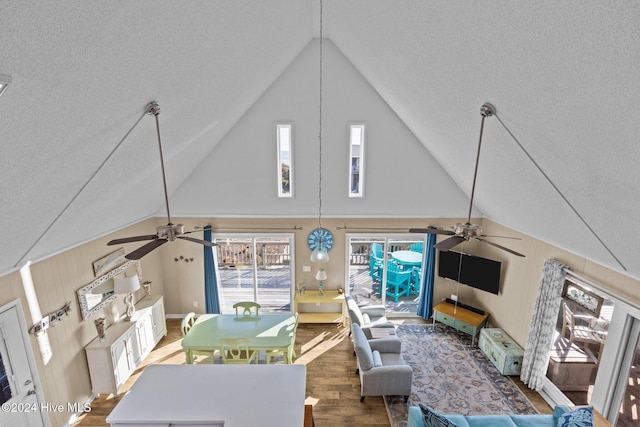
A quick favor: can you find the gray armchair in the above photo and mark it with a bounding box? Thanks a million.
[352,323,413,402]
[346,295,395,338]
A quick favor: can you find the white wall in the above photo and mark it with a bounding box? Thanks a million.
[170,38,476,219]
[0,219,165,426]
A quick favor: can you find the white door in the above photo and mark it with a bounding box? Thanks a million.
[0,304,46,427]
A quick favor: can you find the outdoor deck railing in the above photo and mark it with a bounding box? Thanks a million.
[217,243,290,268]
[217,242,416,268]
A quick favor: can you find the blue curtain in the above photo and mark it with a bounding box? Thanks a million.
[203,226,221,314]
[416,230,437,320]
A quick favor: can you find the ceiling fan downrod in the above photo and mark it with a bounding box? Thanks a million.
[466,103,495,224]
[146,102,173,226]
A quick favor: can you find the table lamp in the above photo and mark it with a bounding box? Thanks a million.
[316,269,327,296]
[114,274,140,321]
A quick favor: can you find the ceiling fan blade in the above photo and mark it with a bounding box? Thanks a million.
[475,237,526,257]
[177,236,218,247]
[435,236,466,251]
[410,228,455,235]
[125,239,168,260]
[108,235,159,245]
[181,229,204,235]
[479,234,521,240]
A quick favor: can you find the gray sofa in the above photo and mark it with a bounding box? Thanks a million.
[352,323,412,402]
[346,295,395,338]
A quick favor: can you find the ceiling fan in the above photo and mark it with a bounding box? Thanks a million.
[410,103,525,257]
[107,102,217,260]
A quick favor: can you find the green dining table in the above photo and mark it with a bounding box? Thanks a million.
[181,313,296,364]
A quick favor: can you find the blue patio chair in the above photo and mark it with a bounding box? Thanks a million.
[369,254,383,282]
[408,266,421,296]
[369,243,384,283]
[371,242,383,258]
[409,242,424,253]
[385,262,412,302]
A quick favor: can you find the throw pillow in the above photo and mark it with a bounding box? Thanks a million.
[556,406,594,427]
[419,404,458,427]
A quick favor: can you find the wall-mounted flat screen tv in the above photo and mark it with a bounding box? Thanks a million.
[437,250,501,295]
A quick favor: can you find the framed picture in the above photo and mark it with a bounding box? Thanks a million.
[92,247,125,277]
[562,280,604,317]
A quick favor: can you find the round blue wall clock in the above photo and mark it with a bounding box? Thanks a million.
[307,228,334,252]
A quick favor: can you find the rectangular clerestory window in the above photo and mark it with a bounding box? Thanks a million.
[276,123,293,197]
[349,123,365,197]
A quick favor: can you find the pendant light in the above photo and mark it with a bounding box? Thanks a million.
[310,0,329,265]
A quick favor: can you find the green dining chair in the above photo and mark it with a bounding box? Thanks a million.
[219,338,257,364]
[181,312,216,363]
[266,313,299,364]
[233,301,260,317]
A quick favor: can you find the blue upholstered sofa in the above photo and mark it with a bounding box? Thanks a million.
[408,405,588,427]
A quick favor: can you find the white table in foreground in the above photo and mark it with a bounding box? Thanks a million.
[106,364,306,427]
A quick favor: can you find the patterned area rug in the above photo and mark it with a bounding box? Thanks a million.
[384,324,538,427]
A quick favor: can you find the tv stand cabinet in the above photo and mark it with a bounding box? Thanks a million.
[432,301,489,347]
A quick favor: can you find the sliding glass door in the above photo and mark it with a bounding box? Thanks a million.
[346,234,425,315]
[545,278,614,406]
[215,234,294,313]
[543,274,640,427]
[615,324,640,427]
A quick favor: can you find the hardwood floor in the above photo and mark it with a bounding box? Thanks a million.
[73,318,551,426]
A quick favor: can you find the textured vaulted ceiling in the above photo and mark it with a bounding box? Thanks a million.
[1,1,639,279]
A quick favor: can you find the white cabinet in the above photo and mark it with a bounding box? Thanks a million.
[150,296,167,342]
[112,328,137,388]
[134,310,153,360]
[85,295,166,396]
[133,295,165,359]
[85,322,137,397]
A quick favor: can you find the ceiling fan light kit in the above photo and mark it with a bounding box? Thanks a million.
[107,102,217,260]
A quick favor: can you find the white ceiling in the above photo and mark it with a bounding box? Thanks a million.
[1,1,639,279]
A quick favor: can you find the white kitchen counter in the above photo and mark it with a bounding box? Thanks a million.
[106,364,306,427]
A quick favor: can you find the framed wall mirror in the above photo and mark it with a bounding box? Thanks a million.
[77,260,142,320]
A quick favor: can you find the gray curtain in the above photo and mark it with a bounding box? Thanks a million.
[520,258,567,391]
